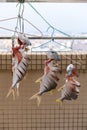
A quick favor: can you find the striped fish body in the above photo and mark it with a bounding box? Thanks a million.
[38,65,60,95]
[60,82,79,101]
[38,74,57,95]
[71,79,80,87]
[12,54,30,88]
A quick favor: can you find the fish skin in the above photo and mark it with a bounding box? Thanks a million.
[56,64,80,103]
[38,74,57,95]
[30,51,61,106]
[7,34,31,99]
[57,75,80,102]
[60,81,79,101]
[35,59,61,96]
[12,54,30,88]
[30,61,61,106]
[11,34,31,88]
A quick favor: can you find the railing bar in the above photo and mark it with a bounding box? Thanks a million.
[0,36,87,40]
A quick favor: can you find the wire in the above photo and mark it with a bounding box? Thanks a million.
[23,18,43,36]
[0,17,43,36]
[0,26,42,37]
[0,17,17,22]
[28,3,71,37]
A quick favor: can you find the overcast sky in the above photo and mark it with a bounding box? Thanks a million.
[0,3,87,36]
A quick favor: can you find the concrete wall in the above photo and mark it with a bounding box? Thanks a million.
[0,52,87,72]
[0,70,87,130]
[0,52,87,130]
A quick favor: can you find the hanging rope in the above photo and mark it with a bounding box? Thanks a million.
[17,3,24,33]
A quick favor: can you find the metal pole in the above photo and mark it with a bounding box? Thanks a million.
[0,36,87,40]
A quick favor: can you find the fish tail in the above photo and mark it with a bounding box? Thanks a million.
[30,93,41,107]
[50,89,55,95]
[16,88,19,97]
[56,98,63,105]
[6,87,16,100]
[37,95,41,107]
[16,83,20,97]
[57,87,63,92]
[35,77,42,83]
[6,87,13,98]
[12,89,16,100]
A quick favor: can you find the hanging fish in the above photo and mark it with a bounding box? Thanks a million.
[6,34,31,100]
[56,64,80,103]
[12,53,30,86]
[56,78,80,103]
[30,51,61,106]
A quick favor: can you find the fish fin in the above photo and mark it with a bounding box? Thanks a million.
[30,93,38,100]
[30,93,41,107]
[37,95,41,107]
[16,83,20,97]
[35,77,42,83]
[12,89,16,100]
[16,88,19,97]
[50,89,55,95]
[6,88,12,98]
[6,88,16,100]
[57,87,63,92]
[56,98,63,105]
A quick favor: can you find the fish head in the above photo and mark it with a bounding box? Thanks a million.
[18,33,32,47]
[66,64,78,77]
[47,51,61,61]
